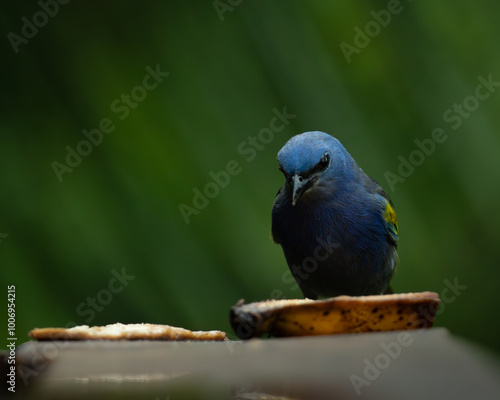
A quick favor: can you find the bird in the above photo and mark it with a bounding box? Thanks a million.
[271,131,399,299]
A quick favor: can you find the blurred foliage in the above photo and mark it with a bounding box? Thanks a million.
[1,0,500,355]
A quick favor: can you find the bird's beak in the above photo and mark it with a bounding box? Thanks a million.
[291,174,310,206]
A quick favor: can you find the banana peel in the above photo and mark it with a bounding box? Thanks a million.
[230,292,440,339]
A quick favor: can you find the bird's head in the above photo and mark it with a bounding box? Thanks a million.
[277,131,350,206]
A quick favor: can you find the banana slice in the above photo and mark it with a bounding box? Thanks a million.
[230,292,440,339]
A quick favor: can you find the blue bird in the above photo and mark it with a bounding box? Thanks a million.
[272,131,399,299]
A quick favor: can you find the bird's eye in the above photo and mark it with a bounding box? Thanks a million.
[316,153,330,171]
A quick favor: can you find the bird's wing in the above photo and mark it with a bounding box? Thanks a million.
[367,176,395,206]
[365,175,399,244]
[383,201,399,244]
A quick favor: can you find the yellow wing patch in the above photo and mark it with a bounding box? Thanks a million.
[384,202,399,241]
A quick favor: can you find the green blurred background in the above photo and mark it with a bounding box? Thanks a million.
[2,1,500,354]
